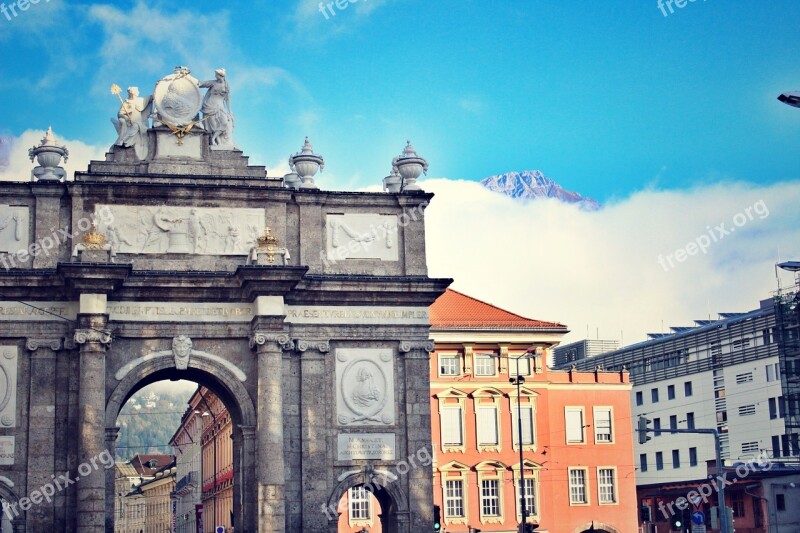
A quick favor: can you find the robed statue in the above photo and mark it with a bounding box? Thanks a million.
[200,69,234,147]
[111,86,152,160]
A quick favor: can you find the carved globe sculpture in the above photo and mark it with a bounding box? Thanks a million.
[28,127,69,182]
[289,137,324,190]
[392,141,428,192]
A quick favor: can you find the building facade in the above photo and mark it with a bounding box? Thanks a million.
[138,462,176,533]
[551,339,620,369]
[429,289,637,533]
[198,388,234,533]
[562,285,800,531]
[0,66,450,532]
[170,396,203,533]
[114,454,173,533]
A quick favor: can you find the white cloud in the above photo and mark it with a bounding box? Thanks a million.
[421,178,800,346]
[0,130,106,182]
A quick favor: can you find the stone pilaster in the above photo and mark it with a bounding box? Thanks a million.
[236,425,257,533]
[24,337,61,529]
[249,332,293,533]
[74,317,111,533]
[31,183,66,269]
[297,339,331,531]
[399,340,436,532]
[104,427,119,533]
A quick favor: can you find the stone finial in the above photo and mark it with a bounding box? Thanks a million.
[289,136,324,190]
[391,140,428,192]
[29,126,69,181]
[383,167,402,193]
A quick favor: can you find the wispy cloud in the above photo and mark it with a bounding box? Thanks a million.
[288,0,394,43]
[0,129,107,182]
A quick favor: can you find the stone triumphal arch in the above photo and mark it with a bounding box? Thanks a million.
[0,66,450,531]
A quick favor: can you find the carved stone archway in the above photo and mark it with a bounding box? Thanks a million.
[105,350,258,532]
[0,477,26,532]
[327,468,410,533]
[573,523,621,533]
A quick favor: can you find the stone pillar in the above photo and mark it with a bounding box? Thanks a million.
[399,340,436,533]
[24,337,61,529]
[297,339,331,532]
[31,183,66,269]
[74,316,112,533]
[249,332,293,533]
[104,427,119,533]
[235,425,257,533]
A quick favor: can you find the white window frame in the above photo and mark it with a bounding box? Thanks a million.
[476,406,499,447]
[568,467,589,505]
[476,461,506,524]
[593,407,613,444]
[441,406,463,446]
[473,353,496,376]
[512,460,540,521]
[438,354,461,377]
[565,407,585,444]
[473,388,503,452]
[444,479,465,519]
[348,486,371,521]
[436,389,468,453]
[511,387,537,451]
[480,478,501,517]
[597,467,617,505]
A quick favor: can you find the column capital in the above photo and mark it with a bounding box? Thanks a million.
[249,332,293,351]
[239,425,257,440]
[295,339,330,353]
[25,337,63,353]
[74,328,112,347]
[398,340,435,354]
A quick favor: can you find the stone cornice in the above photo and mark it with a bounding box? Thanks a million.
[25,337,63,352]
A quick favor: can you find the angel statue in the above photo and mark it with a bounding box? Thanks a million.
[111,85,153,160]
[200,69,234,147]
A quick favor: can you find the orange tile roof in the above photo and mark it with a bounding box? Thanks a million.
[430,288,567,330]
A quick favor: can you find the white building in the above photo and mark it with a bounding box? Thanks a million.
[170,395,203,533]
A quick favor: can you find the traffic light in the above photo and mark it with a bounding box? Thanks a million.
[670,511,682,531]
[641,505,652,522]
[638,416,652,444]
[433,505,441,531]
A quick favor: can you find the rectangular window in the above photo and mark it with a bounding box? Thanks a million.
[439,355,460,376]
[669,415,678,433]
[733,338,751,350]
[766,362,780,382]
[594,408,613,443]
[781,434,790,457]
[656,452,664,470]
[668,385,676,400]
[474,354,496,376]
[653,418,662,437]
[732,492,745,517]
[689,447,698,466]
[513,405,535,446]
[772,435,781,458]
[639,453,648,472]
[710,342,722,355]
[598,468,616,504]
[736,372,754,384]
[684,381,693,397]
[687,412,695,430]
[441,407,463,446]
[739,405,756,416]
[672,449,680,468]
[444,480,464,517]
[511,356,531,376]
[636,391,643,406]
[520,478,536,515]
[565,408,585,444]
[777,494,786,512]
[476,407,499,446]
[651,388,659,403]
[480,479,500,516]
[769,398,778,419]
[568,469,588,504]
[778,397,786,418]
[741,441,759,454]
[349,486,371,520]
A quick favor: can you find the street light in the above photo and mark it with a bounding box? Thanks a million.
[490,347,540,533]
[778,91,800,108]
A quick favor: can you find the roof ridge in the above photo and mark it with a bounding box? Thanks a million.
[446,288,539,321]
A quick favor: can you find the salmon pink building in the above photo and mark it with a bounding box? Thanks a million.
[429,289,637,533]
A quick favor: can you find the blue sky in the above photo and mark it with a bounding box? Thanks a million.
[1,0,798,200]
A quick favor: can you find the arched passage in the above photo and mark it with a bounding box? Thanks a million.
[106,353,257,532]
[0,477,25,532]
[574,523,621,533]
[327,469,409,533]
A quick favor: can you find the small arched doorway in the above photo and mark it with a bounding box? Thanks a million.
[107,353,257,532]
[0,478,25,532]
[327,469,409,533]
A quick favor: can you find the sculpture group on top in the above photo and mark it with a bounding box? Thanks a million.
[110,66,235,159]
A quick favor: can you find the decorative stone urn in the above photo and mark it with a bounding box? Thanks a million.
[283,169,302,190]
[383,167,403,193]
[392,141,428,192]
[289,137,324,190]
[28,127,69,181]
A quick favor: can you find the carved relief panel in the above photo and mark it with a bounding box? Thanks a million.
[0,347,17,427]
[336,348,395,426]
[0,206,29,255]
[326,214,398,261]
[95,205,264,255]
